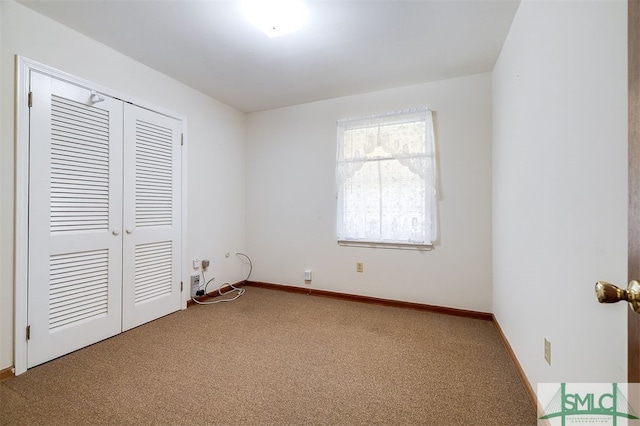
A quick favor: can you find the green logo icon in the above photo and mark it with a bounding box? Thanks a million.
[540,383,638,425]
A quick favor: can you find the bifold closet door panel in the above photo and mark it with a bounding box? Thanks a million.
[27,72,124,368]
[121,103,182,331]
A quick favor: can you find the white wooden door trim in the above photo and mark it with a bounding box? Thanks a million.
[14,56,189,375]
[15,57,32,376]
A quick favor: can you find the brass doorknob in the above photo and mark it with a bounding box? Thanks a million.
[595,280,640,313]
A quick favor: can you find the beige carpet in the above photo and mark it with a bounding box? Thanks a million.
[1,287,536,425]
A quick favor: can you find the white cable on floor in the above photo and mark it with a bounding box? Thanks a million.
[191,252,252,305]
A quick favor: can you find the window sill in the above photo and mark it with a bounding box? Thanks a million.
[337,240,433,251]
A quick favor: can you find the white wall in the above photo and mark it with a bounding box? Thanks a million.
[0,0,247,371]
[492,0,627,386]
[246,73,493,312]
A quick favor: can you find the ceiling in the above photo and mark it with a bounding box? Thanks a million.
[18,0,520,113]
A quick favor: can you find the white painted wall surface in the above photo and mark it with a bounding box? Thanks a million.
[0,0,246,371]
[492,0,627,385]
[246,73,493,312]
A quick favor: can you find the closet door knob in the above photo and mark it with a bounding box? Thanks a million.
[112,229,121,236]
[126,228,133,234]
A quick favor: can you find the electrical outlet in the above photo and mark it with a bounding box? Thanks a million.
[356,262,364,273]
[544,338,551,365]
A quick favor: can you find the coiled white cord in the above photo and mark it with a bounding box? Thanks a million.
[191,252,252,305]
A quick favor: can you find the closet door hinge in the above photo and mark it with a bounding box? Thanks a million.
[26,325,31,341]
[181,134,184,146]
[28,92,33,108]
[180,281,183,292]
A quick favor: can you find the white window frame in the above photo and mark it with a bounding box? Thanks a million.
[335,107,437,250]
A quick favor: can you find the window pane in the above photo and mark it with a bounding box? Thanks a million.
[343,161,380,240]
[379,160,425,242]
[342,159,426,242]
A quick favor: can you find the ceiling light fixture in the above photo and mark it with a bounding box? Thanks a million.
[242,0,307,38]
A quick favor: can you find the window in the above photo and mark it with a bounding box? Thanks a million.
[336,107,437,248]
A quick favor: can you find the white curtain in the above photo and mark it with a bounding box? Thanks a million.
[336,107,437,245]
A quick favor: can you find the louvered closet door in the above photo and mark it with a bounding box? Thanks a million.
[122,103,182,331]
[27,72,123,368]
